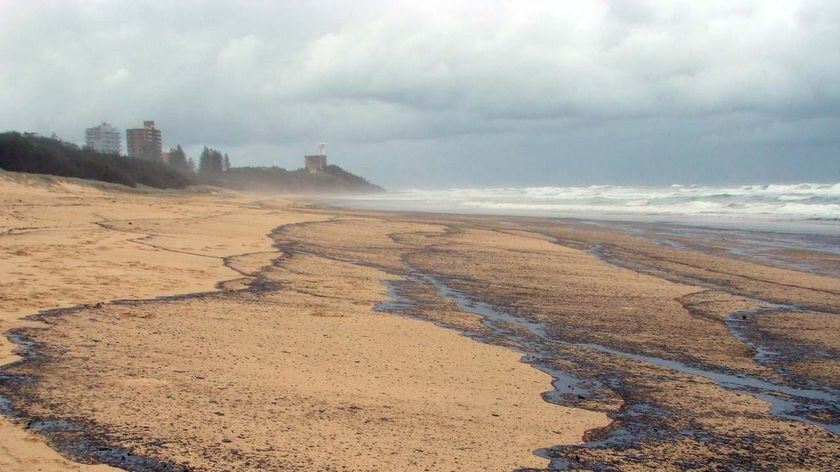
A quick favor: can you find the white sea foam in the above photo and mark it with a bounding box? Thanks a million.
[332,183,840,234]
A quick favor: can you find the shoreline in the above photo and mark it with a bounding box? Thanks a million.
[1,174,838,470]
[320,198,840,279]
[322,194,840,237]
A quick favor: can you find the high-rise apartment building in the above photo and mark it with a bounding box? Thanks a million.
[84,122,121,154]
[126,120,162,161]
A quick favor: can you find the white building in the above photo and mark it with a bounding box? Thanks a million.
[85,122,122,155]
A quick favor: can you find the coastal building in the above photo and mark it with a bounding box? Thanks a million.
[126,121,162,161]
[84,122,121,154]
[305,143,327,173]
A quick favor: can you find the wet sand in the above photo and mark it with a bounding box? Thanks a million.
[1,172,838,470]
[276,212,840,469]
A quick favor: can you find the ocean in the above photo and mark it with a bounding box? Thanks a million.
[330,182,840,236]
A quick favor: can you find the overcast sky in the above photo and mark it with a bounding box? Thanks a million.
[1,0,838,188]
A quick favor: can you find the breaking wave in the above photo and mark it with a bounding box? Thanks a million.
[335,183,840,224]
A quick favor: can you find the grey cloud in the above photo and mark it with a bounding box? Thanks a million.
[0,0,838,187]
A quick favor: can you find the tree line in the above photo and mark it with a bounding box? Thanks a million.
[0,132,190,189]
[165,145,231,183]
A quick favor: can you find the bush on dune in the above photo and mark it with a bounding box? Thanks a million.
[0,131,191,189]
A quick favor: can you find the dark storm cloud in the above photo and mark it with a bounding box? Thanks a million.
[1,0,838,186]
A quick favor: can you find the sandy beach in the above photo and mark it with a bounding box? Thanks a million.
[1,172,838,471]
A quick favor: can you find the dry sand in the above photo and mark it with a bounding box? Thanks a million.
[0,173,608,471]
[0,173,326,470]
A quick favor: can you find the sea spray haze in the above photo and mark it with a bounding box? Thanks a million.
[331,182,840,231]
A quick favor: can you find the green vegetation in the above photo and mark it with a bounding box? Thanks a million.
[0,131,382,194]
[225,165,383,194]
[0,132,190,189]
[166,144,193,175]
[197,146,226,181]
